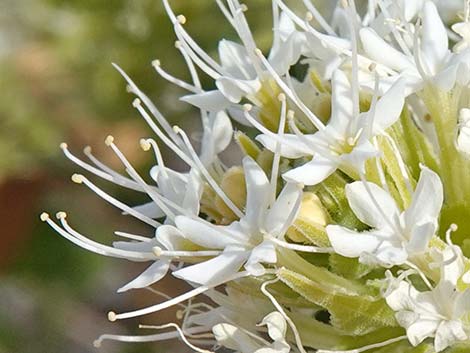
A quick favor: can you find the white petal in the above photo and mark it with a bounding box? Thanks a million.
[434,320,467,352]
[404,167,443,227]
[265,182,302,236]
[216,77,261,103]
[406,319,440,346]
[156,224,190,251]
[182,169,203,216]
[340,140,378,173]
[359,28,414,72]
[375,245,408,265]
[256,133,312,159]
[117,259,171,293]
[174,216,243,249]
[371,78,406,135]
[213,323,261,352]
[172,249,248,286]
[260,312,287,342]
[180,90,230,111]
[130,201,165,219]
[406,221,436,254]
[328,70,353,138]
[218,40,256,79]
[241,157,271,232]
[385,281,420,312]
[345,181,400,229]
[245,241,277,276]
[326,225,381,258]
[211,111,233,155]
[420,1,449,75]
[283,155,338,186]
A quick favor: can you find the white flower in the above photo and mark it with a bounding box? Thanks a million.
[159,156,303,286]
[360,1,470,93]
[326,166,443,266]
[257,69,405,185]
[213,311,290,353]
[385,247,470,351]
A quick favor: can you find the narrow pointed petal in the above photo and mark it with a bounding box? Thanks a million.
[404,167,443,226]
[117,259,171,293]
[326,225,381,258]
[282,155,338,186]
[420,1,449,74]
[328,70,353,138]
[406,319,440,346]
[244,240,277,276]
[345,181,400,229]
[130,201,165,219]
[242,157,271,232]
[406,221,436,254]
[371,78,406,134]
[180,90,230,111]
[434,320,467,352]
[172,249,248,285]
[265,182,302,236]
[256,134,312,159]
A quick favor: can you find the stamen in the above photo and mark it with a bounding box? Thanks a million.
[40,212,154,261]
[152,59,201,93]
[267,236,333,253]
[132,98,194,167]
[152,247,222,258]
[301,0,336,35]
[60,143,143,192]
[114,231,151,242]
[254,48,325,131]
[316,335,407,353]
[261,278,308,353]
[174,40,202,88]
[173,126,244,218]
[112,63,181,145]
[140,138,169,179]
[446,223,459,246]
[108,271,249,320]
[71,173,160,228]
[269,94,287,206]
[404,261,434,291]
[138,323,214,353]
[105,137,180,221]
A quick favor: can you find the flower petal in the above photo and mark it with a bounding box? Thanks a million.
[420,1,449,75]
[326,225,381,258]
[244,240,277,276]
[256,133,312,159]
[371,78,406,135]
[404,167,443,227]
[328,70,353,138]
[180,90,230,111]
[406,221,436,254]
[406,319,440,347]
[283,155,338,186]
[260,312,287,342]
[434,320,467,352]
[117,259,171,293]
[172,248,248,286]
[345,181,400,229]
[264,182,303,236]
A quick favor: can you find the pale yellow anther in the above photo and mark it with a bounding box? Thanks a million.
[176,15,186,24]
[243,103,253,112]
[173,125,182,133]
[451,223,459,232]
[40,212,50,222]
[60,142,68,150]
[107,311,117,322]
[277,93,286,102]
[254,48,263,57]
[174,40,182,49]
[126,85,133,93]
[93,340,101,348]
[83,146,92,154]
[140,138,151,151]
[56,211,67,220]
[151,59,161,67]
[132,98,141,108]
[305,11,313,22]
[71,173,85,184]
[176,310,184,320]
[153,246,163,256]
[105,135,115,146]
[240,3,248,11]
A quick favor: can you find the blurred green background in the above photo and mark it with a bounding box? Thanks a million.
[0,0,333,352]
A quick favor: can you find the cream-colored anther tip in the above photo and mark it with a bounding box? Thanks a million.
[176,14,186,24]
[83,146,92,154]
[105,135,114,146]
[277,93,286,102]
[71,174,85,184]
[254,48,263,57]
[59,142,68,149]
[132,98,141,107]
[153,246,163,256]
[40,212,50,222]
[56,211,67,220]
[243,103,253,111]
[108,311,117,322]
[140,139,151,151]
[151,59,160,67]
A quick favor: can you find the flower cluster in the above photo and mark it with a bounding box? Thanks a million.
[42,0,470,352]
